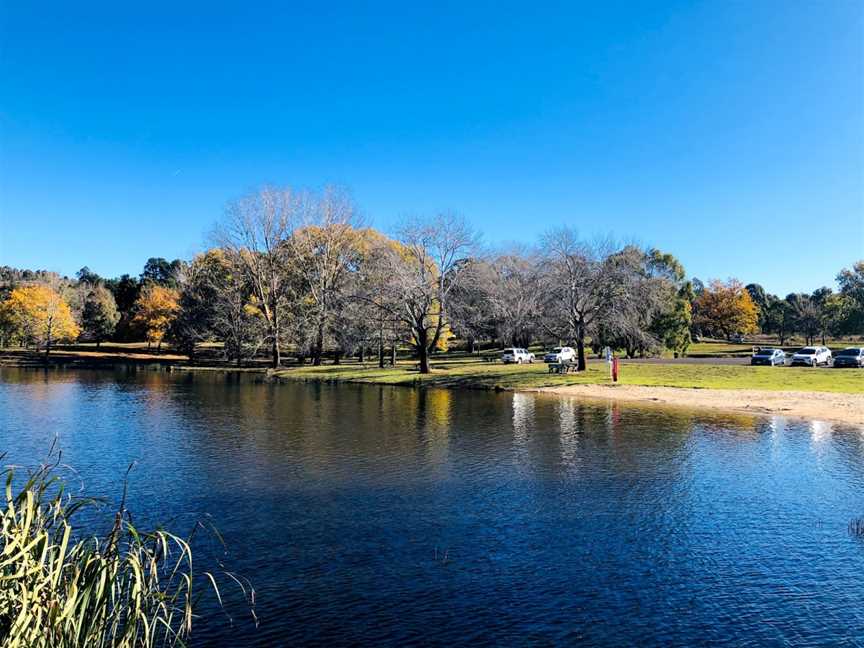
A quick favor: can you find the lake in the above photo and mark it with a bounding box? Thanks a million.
[2,367,864,646]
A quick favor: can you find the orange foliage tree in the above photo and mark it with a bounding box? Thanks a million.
[132,285,180,352]
[693,279,759,339]
[2,285,80,356]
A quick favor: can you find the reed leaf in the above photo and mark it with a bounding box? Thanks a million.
[0,456,252,647]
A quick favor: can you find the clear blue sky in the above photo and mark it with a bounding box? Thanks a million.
[1,1,862,296]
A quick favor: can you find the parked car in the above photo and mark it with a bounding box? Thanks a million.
[501,348,535,364]
[750,348,785,366]
[730,334,746,344]
[833,347,864,368]
[543,346,576,363]
[790,346,832,367]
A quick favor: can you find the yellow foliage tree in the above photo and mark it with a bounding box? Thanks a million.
[2,285,80,356]
[693,279,759,339]
[132,285,180,352]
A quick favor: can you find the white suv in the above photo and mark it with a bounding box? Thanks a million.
[501,348,535,364]
[544,346,576,363]
[790,346,832,367]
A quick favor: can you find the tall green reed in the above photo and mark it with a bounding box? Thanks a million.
[0,453,254,647]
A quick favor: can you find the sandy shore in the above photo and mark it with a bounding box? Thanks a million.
[539,384,864,427]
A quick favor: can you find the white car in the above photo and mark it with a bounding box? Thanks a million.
[790,346,832,367]
[543,346,576,363]
[501,348,535,364]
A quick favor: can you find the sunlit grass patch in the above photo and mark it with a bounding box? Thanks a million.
[275,357,864,394]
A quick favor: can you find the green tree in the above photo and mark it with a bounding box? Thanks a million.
[786,293,822,344]
[653,282,693,356]
[745,283,769,331]
[837,261,864,335]
[140,258,183,287]
[81,285,120,348]
[105,274,141,342]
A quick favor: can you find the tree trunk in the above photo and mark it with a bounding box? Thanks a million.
[415,327,431,373]
[359,346,365,363]
[390,345,396,366]
[334,350,341,365]
[468,336,476,355]
[313,321,324,366]
[271,338,281,368]
[378,333,385,368]
[576,324,587,371]
[96,339,101,349]
[418,345,430,373]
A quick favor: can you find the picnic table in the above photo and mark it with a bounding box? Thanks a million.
[548,361,578,374]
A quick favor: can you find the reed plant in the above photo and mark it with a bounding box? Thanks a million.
[0,455,251,647]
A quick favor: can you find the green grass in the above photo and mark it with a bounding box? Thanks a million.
[275,357,864,394]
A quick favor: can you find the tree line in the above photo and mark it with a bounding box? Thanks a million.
[2,186,863,371]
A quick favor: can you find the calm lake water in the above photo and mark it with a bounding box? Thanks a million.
[2,367,864,646]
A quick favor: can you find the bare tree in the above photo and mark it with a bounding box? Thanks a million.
[447,258,496,353]
[364,212,477,373]
[216,187,301,367]
[287,187,364,365]
[486,250,542,348]
[537,228,621,371]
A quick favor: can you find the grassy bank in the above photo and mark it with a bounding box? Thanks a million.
[275,357,864,394]
[3,345,862,394]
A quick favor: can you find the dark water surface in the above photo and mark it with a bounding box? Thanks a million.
[2,367,864,646]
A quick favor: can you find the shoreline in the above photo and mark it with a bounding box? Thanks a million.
[2,353,862,427]
[535,383,864,427]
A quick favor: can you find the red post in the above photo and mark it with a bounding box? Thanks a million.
[612,356,619,383]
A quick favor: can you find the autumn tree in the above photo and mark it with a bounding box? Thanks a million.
[288,187,364,365]
[692,279,759,339]
[2,285,80,357]
[217,187,301,367]
[353,230,406,368]
[132,285,180,352]
[81,285,120,347]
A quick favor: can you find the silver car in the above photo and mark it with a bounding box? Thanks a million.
[750,348,785,366]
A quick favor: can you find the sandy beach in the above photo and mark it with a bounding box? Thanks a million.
[539,384,864,427]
